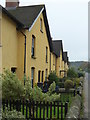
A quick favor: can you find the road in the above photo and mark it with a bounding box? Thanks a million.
[83,72,90,119]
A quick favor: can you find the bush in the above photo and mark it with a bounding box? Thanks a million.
[1,70,60,102]
[48,81,56,95]
[31,86,44,102]
[75,78,81,88]
[48,71,59,85]
[43,93,60,102]
[2,70,24,100]
[78,72,85,78]
[30,82,60,102]
[23,76,32,99]
[67,68,78,78]
[57,82,64,88]
[64,80,73,91]
[2,108,25,120]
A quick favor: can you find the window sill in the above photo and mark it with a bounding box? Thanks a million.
[31,56,36,59]
[40,30,43,33]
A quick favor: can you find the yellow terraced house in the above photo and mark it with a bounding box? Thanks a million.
[0,1,69,87]
[63,52,69,77]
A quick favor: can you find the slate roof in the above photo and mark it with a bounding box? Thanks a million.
[0,5,23,27]
[52,40,63,57]
[7,5,53,51]
[7,5,44,28]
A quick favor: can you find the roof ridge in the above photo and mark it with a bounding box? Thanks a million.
[16,4,45,8]
[52,40,62,42]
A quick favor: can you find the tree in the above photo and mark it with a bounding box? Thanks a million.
[67,67,78,78]
[48,71,59,85]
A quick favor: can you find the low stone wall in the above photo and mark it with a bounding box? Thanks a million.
[66,94,81,119]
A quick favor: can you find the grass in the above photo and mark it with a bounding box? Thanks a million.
[2,92,75,119]
[22,103,66,119]
[20,92,74,119]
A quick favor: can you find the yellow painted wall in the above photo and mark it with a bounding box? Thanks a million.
[0,16,2,74]
[2,13,18,73]
[51,52,56,72]
[16,31,25,80]
[25,13,51,84]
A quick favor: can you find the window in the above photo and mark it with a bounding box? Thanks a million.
[46,47,48,63]
[31,67,34,88]
[11,67,16,73]
[38,70,41,82]
[31,35,35,57]
[40,18,43,32]
[45,69,48,81]
[42,71,44,82]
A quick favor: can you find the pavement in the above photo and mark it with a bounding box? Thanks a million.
[83,72,90,120]
[83,73,88,118]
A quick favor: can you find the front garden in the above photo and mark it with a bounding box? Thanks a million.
[0,68,84,119]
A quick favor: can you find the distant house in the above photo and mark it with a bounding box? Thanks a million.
[0,0,69,86]
[63,52,69,77]
[52,40,65,78]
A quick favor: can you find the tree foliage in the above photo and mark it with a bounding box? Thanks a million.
[67,67,78,78]
[64,80,73,91]
[1,70,60,102]
[2,107,25,120]
[2,70,24,100]
[48,71,59,85]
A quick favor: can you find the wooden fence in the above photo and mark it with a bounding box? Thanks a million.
[2,99,68,120]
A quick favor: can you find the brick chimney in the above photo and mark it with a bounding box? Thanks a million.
[6,0,19,8]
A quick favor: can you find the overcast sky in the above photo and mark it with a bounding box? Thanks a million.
[0,0,88,61]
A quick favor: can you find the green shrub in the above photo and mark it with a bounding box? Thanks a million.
[48,81,56,95]
[2,108,25,120]
[23,76,32,99]
[1,70,24,100]
[59,78,66,82]
[77,72,85,78]
[48,71,59,85]
[67,68,78,78]
[43,93,60,102]
[64,80,73,91]
[31,86,44,102]
[31,82,60,102]
[75,78,80,88]
[1,70,60,102]
[57,82,64,88]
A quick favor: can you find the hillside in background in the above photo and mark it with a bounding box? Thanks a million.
[69,61,89,72]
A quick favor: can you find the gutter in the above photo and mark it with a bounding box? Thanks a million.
[20,31,26,85]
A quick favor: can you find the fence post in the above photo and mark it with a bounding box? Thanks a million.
[3,99,5,111]
[74,89,76,96]
[61,102,63,120]
[9,99,11,111]
[26,100,28,119]
[65,102,68,116]
[50,102,52,119]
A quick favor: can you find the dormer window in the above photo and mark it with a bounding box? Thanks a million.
[40,18,43,33]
